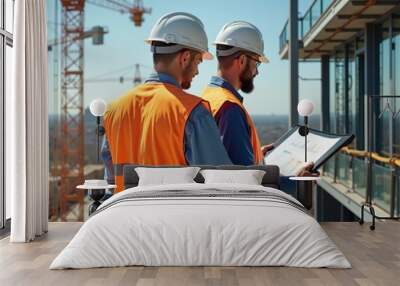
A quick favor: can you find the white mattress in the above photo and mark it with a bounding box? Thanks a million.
[50,183,351,269]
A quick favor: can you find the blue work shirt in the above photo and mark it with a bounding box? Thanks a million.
[208,76,254,165]
[208,76,293,192]
[101,72,231,182]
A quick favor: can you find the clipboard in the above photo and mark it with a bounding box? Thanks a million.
[264,125,354,176]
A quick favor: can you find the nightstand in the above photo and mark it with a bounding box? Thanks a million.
[77,180,116,215]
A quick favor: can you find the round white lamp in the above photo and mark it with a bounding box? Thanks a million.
[297,99,314,117]
[90,98,107,117]
[297,99,314,162]
[89,98,107,162]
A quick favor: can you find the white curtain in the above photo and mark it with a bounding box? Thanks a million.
[7,0,49,242]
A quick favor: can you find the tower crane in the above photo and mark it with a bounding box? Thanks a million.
[54,0,151,221]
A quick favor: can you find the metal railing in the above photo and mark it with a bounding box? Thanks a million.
[323,148,399,216]
[279,19,302,54]
[279,20,289,54]
[279,0,335,53]
[342,147,400,168]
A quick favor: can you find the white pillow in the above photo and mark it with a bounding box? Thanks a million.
[135,167,200,186]
[200,169,266,185]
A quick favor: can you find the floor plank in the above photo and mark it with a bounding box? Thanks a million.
[0,222,399,286]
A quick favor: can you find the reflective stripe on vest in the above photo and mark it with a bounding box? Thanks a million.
[202,85,263,165]
[104,82,209,192]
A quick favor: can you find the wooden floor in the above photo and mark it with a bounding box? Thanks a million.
[1,222,399,286]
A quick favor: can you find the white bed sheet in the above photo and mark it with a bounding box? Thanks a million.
[50,183,351,269]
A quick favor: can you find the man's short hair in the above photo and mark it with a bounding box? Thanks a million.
[216,44,243,69]
[152,41,197,65]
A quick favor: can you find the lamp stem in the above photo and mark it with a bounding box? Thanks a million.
[97,116,101,162]
[304,116,308,162]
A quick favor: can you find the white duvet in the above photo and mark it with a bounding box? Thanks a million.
[50,183,351,269]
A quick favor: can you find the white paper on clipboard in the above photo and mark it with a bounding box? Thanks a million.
[264,130,341,176]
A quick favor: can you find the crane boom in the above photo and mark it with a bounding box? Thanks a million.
[86,0,131,13]
[86,0,151,26]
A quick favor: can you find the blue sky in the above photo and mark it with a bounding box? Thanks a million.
[47,0,321,115]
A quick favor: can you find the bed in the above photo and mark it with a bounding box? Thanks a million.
[50,165,351,269]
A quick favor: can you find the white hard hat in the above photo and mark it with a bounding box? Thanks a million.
[146,12,213,60]
[214,21,268,63]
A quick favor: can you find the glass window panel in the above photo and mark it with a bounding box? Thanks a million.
[346,44,365,150]
[311,1,320,27]
[379,20,391,155]
[280,22,288,52]
[302,11,311,36]
[299,61,321,130]
[334,51,346,134]
[379,110,391,156]
[394,14,400,96]
[348,47,356,147]
[337,153,351,188]
[5,0,14,33]
[393,14,400,156]
[298,19,303,39]
[380,21,391,96]
[352,158,366,198]
[329,58,336,133]
[322,0,333,11]
[5,44,12,219]
[323,156,335,178]
[372,163,392,213]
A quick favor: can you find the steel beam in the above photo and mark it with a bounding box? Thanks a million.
[321,55,330,132]
[289,0,299,127]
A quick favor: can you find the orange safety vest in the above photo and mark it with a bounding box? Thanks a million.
[104,82,209,193]
[202,85,263,165]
